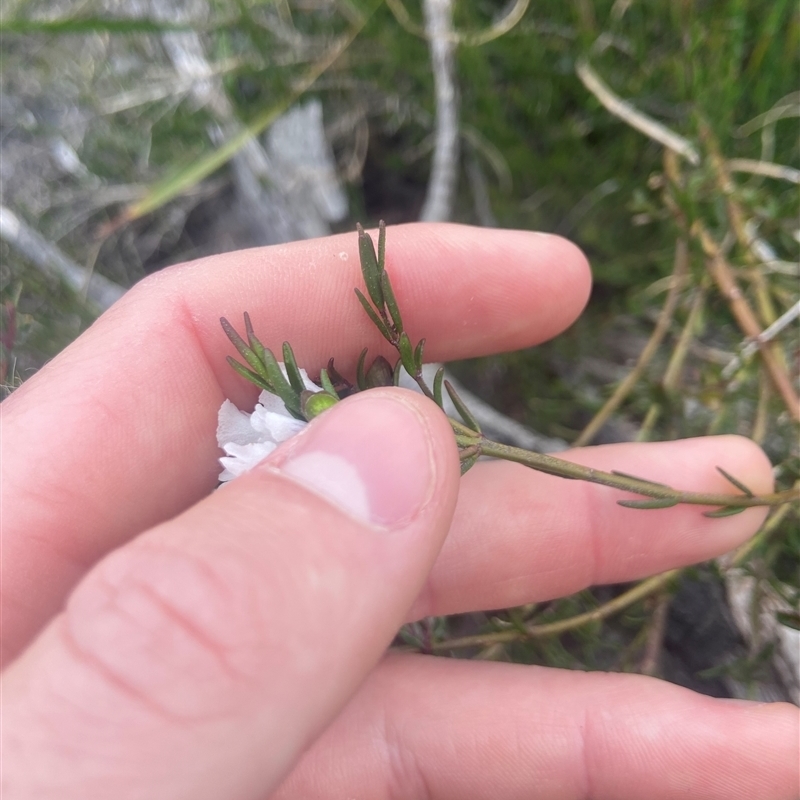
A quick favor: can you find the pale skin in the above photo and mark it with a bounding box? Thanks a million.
[1,224,797,799]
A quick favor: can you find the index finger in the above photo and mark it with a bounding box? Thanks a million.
[0,223,590,665]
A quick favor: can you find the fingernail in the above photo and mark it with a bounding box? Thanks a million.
[264,392,435,529]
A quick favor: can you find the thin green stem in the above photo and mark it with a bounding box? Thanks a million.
[410,370,437,401]
[422,570,681,652]
[573,236,689,447]
[637,284,706,442]
[728,497,796,568]
[472,434,799,509]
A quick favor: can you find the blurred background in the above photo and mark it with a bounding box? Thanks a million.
[1,0,798,702]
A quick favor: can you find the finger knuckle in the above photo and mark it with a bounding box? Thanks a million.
[64,541,267,721]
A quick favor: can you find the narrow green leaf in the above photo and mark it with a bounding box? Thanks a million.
[377,219,386,271]
[319,368,338,397]
[414,338,426,370]
[261,347,301,417]
[356,347,368,390]
[226,356,272,391]
[703,505,748,518]
[357,223,384,309]
[243,312,270,374]
[355,289,393,342]
[380,270,403,333]
[444,380,481,433]
[776,611,800,631]
[393,357,403,386]
[397,332,416,376]
[459,444,480,461]
[716,466,755,497]
[220,317,270,383]
[243,311,257,346]
[460,446,481,475]
[611,470,670,489]
[617,497,680,509]
[433,366,445,408]
[220,316,247,353]
[282,342,307,395]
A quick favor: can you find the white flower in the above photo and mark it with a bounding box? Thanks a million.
[216,365,320,482]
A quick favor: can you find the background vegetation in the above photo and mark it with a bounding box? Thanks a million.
[1,0,798,701]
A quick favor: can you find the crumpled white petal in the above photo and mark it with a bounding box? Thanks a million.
[218,440,280,482]
[216,364,321,482]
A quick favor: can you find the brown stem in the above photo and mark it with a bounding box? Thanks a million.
[701,123,782,327]
[693,221,800,421]
[640,589,671,676]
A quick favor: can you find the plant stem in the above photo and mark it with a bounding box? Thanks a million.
[725,497,797,569]
[425,570,681,652]
[574,234,689,447]
[640,589,672,676]
[694,221,800,421]
[468,433,799,509]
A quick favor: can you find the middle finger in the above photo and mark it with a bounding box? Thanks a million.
[409,434,772,619]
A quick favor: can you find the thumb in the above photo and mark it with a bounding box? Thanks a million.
[3,389,461,800]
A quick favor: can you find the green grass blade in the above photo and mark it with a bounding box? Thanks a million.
[122,19,369,222]
[0,17,191,34]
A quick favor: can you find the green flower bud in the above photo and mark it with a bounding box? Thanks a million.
[301,390,339,420]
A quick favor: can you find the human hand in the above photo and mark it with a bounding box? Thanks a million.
[2,224,797,799]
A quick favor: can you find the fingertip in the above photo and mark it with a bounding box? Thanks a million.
[385,223,593,354]
[705,434,775,495]
[536,230,593,310]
